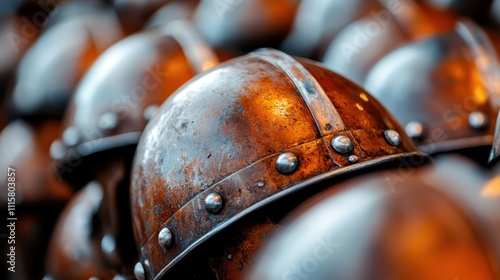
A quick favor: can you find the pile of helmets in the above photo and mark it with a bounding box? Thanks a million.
[1,0,500,279]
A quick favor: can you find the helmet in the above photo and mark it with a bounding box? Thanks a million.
[130,49,429,279]
[282,0,381,58]
[365,21,500,163]
[194,0,299,51]
[322,0,457,84]
[4,5,123,120]
[145,0,199,29]
[45,182,123,280]
[0,120,73,280]
[51,20,220,186]
[246,156,500,279]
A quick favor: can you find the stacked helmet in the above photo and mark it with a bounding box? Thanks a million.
[194,0,299,51]
[282,0,382,58]
[322,0,457,84]
[130,49,429,279]
[4,4,123,120]
[365,21,500,163]
[0,120,72,280]
[46,21,222,279]
[246,155,500,279]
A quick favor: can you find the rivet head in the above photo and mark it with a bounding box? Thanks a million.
[331,136,354,154]
[98,112,119,132]
[101,234,116,256]
[469,111,488,130]
[158,228,173,248]
[384,130,401,146]
[62,127,80,146]
[143,105,159,122]
[205,193,224,214]
[134,262,145,280]
[348,155,359,164]
[405,121,426,140]
[275,152,299,174]
[50,140,66,160]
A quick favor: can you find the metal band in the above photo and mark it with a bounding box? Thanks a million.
[162,20,219,73]
[456,20,500,110]
[252,49,347,136]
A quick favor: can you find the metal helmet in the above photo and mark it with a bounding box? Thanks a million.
[130,48,429,279]
[194,0,299,51]
[4,5,123,120]
[281,0,382,58]
[365,21,500,163]
[0,120,73,280]
[51,20,220,186]
[246,156,500,279]
[45,182,123,280]
[322,1,457,84]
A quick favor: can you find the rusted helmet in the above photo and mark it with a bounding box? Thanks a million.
[51,20,220,187]
[4,5,123,120]
[194,0,299,51]
[365,21,500,163]
[246,156,500,280]
[322,0,457,84]
[282,0,382,58]
[0,120,73,280]
[130,48,429,279]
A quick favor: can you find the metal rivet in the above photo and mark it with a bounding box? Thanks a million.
[384,130,401,146]
[227,254,233,260]
[101,234,116,256]
[50,140,66,160]
[98,112,119,132]
[205,193,224,214]
[275,152,299,174]
[468,111,488,130]
[62,127,80,146]
[143,105,159,122]
[134,262,145,280]
[348,155,359,164]
[325,123,333,131]
[158,228,173,248]
[405,121,426,140]
[331,136,354,154]
[257,182,265,187]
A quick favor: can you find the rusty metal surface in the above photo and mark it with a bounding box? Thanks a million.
[130,49,428,279]
[246,156,500,280]
[366,21,499,159]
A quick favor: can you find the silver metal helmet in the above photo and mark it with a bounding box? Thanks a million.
[365,21,500,163]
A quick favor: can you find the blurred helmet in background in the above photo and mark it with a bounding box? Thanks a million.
[365,21,500,164]
[322,0,457,84]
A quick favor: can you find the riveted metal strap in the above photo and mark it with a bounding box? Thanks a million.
[252,49,347,136]
[162,20,219,73]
